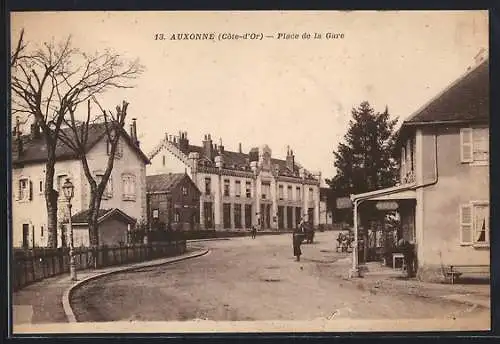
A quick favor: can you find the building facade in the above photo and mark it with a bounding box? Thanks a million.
[146,173,201,231]
[147,133,321,230]
[12,119,149,248]
[351,55,489,281]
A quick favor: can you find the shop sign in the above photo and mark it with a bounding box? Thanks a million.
[375,201,399,211]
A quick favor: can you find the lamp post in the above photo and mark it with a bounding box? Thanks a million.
[62,178,77,281]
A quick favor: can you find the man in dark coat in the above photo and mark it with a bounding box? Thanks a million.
[251,225,257,239]
[293,228,303,261]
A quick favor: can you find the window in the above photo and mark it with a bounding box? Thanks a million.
[278,185,284,200]
[162,155,166,166]
[56,175,68,194]
[107,138,123,158]
[18,178,31,201]
[152,209,159,219]
[224,179,230,197]
[461,127,489,164]
[205,177,211,195]
[261,183,270,199]
[174,212,180,222]
[182,186,187,196]
[39,180,43,194]
[40,226,44,237]
[122,174,137,201]
[235,180,241,197]
[460,202,489,245]
[95,173,113,199]
[296,187,301,200]
[246,181,252,198]
[309,188,314,202]
[287,186,293,200]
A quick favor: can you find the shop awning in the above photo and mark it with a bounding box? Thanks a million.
[351,184,417,202]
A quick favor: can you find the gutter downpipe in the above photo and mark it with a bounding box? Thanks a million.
[349,132,438,278]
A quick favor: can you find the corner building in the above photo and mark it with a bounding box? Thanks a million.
[147,132,321,230]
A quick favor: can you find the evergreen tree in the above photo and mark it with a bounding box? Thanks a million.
[326,101,399,222]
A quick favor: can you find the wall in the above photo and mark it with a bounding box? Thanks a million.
[147,145,189,176]
[12,159,84,248]
[83,136,147,223]
[12,134,148,248]
[418,125,489,279]
[99,218,129,246]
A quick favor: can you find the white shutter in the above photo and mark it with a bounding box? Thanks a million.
[460,128,473,163]
[460,204,473,244]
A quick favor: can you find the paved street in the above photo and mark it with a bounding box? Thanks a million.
[70,232,489,322]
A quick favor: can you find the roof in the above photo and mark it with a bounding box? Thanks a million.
[71,208,137,225]
[402,58,489,126]
[179,143,312,179]
[351,184,417,202]
[12,122,150,166]
[146,173,200,194]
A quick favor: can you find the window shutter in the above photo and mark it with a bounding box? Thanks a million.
[16,180,21,201]
[29,180,33,201]
[107,176,113,198]
[460,128,473,162]
[460,204,473,244]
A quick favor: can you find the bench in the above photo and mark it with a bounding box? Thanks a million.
[445,265,490,284]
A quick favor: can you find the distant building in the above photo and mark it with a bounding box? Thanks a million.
[319,187,333,226]
[11,119,149,248]
[146,173,201,231]
[351,56,489,281]
[147,133,321,230]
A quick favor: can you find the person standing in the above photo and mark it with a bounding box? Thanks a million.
[251,225,257,239]
[293,228,303,261]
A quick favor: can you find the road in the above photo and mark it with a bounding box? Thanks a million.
[71,232,488,322]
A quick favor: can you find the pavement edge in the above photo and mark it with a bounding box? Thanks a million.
[62,248,210,323]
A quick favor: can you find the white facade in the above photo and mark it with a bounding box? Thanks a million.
[147,132,321,230]
[12,134,148,248]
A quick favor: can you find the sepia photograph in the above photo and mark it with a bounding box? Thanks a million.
[9,10,490,334]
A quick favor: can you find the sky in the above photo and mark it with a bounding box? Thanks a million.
[10,11,488,183]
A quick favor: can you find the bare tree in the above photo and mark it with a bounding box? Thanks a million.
[11,31,144,247]
[58,99,129,247]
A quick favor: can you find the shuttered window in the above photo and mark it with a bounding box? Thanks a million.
[459,204,473,244]
[461,127,488,163]
[18,178,32,201]
[460,202,489,245]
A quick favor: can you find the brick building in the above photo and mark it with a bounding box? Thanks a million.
[146,173,201,231]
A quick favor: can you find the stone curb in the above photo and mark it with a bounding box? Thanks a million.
[62,248,210,323]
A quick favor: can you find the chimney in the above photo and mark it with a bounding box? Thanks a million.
[15,117,23,158]
[286,146,295,172]
[130,118,139,146]
[179,131,189,152]
[218,138,224,154]
[202,133,214,161]
[238,143,242,153]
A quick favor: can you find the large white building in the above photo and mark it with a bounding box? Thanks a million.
[147,132,321,231]
[11,119,149,248]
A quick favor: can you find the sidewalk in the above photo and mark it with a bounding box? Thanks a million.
[331,259,491,309]
[12,248,209,326]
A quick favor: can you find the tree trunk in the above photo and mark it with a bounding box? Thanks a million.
[87,196,101,247]
[45,149,58,248]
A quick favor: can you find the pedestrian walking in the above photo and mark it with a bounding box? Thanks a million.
[293,228,303,261]
[251,225,257,239]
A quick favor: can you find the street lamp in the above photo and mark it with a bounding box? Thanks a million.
[62,178,77,281]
